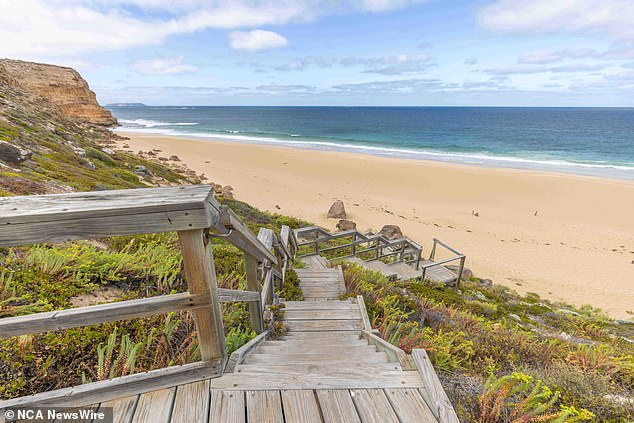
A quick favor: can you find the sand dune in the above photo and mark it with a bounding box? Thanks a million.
[118,133,634,318]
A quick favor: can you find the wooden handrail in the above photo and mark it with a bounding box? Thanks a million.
[0,185,297,406]
[0,293,209,338]
[218,206,278,264]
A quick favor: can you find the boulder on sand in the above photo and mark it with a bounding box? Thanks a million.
[378,224,403,240]
[336,219,356,232]
[327,200,346,219]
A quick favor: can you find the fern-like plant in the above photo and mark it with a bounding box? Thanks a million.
[479,372,594,423]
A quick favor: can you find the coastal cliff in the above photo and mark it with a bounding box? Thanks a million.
[0,59,186,195]
[0,59,116,126]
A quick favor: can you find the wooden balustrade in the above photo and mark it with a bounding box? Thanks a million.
[0,185,296,408]
[295,226,423,265]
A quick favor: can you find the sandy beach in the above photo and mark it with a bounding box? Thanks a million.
[118,133,634,318]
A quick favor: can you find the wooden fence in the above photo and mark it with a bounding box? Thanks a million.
[295,226,466,288]
[0,185,296,408]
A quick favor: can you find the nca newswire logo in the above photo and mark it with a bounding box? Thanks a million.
[4,407,112,422]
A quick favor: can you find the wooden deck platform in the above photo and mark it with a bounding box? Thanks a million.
[88,255,457,422]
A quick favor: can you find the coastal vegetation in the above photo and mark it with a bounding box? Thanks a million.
[337,262,634,422]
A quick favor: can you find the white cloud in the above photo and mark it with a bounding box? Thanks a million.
[228,30,288,52]
[359,0,428,12]
[274,53,433,74]
[130,57,198,75]
[517,50,563,65]
[477,0,634,39]
[0,0,429,57]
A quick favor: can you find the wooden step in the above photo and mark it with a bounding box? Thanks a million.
[258,344,376,354]
[362,260,400,280]
[284,309,361,320]
[286,319,363,331]
[283,301,356,310]
[245,351,390,364]
[211,368,423,390]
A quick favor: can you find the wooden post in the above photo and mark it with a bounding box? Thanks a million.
[430,240,438,260]
[244,254,264,334]
[456,256,466,290]
[178,230,226,363]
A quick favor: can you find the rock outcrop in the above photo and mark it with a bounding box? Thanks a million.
[378,224,403,239]
[336,219,356,231]
[0,140,32,164]
[0,59,117,126]
[327,200,347,219]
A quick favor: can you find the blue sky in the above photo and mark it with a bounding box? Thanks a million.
[1,0,633,106]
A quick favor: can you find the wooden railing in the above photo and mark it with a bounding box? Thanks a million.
[422,238,466,289]
[0,185,295,408]
[295,226,423,267]
[295,226,466,288]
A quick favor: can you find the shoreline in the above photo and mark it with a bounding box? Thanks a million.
[115,128,634,182]
[117,132,634,318]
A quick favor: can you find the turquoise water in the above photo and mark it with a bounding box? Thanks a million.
[108,106,634,180]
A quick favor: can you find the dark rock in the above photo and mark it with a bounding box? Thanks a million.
[0,140,32,164]
[169,155,181,161]
[220,185,234,199]
[327,200,346,219]
[446,265,473,280]
[479,278,493,287]
[133,165,152,177]
[378,224,403,240]
[336,219,356,231]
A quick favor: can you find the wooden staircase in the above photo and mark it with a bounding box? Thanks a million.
[347,256,457,283]
[210,255,452,422]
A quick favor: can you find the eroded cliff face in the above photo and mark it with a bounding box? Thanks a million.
[0,59,117,126]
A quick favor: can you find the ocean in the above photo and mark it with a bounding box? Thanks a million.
[108,106,634,180]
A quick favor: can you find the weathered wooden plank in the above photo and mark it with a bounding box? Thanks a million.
[337,265,347,294]
[0,293,209,338]
[261,268,274,308]
[280,390,321,423]
[0,185,216,224]
[179,229,226,362]
[356,296,375,333]
[383,388,438,423]
[245,391,283,423]
[257,345,375,356]
[131,388,175,423]
[282,301,357,310]
[412,349,459,423]
[316,390,361,423]
[0,360,221,410]
[211,366,423,390]
[244,254,264,333]
[350,389,399,423]
[361,330,412,370]
[283,309,361,320]
[99,395,138,423]
[257,228,275,252]
[217,288,260,303]
[209,390,245,423]
[171,380,210,423]
[219,206,277,265]
[225,330,269,373]
[246,352,389,365]
[0,208,215,247]
[286,319,362,331]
